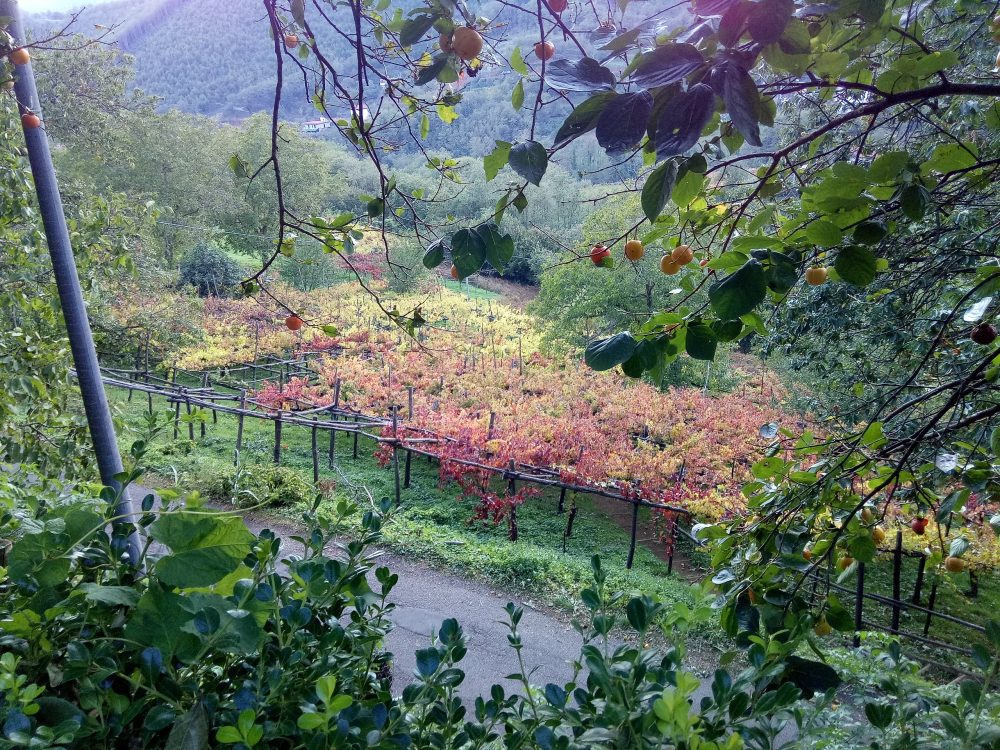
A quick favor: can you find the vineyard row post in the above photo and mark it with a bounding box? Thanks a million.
[235,389,247,464]
[854,561,866,648]
[274,410,283,465]
[328,379,341,469]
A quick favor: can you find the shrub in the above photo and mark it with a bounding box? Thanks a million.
[178,241,243,297]
[205,459,315,508]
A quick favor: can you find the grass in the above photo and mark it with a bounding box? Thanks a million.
[108,383,997,673]
[438,277,499,301]
[109,386,702,623]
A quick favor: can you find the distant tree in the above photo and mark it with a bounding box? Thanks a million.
[178,242,243,296]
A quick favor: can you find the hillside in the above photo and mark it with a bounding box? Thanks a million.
[26,0,685,159]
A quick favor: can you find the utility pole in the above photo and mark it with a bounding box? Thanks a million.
[2,1,139,564]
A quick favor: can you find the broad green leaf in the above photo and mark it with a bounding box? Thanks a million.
[868,151,909,182]
[450,228,486,279]
[78,583,140,607]
[805,220,843,247]
[165,704,208,750]
[510,47,528,75]
[511,79,524,111]
[686,324,718,361]
[474,223,515,274]
[632,44,705,89]
[709,259,767,319]
[719,63,762,146]
[484,140,511,181]
[835,245,877,286]
[545,57,616,92]
[747,0,793,44]
[150,513,255,588]
[655,84,716,159]
[399,14,438,46]
[585,332,638,371]
[422,240,446,269]
[596,91,653,154]
[922,142,978,175]
[553,92,616,146]
[672,170,705,207]
[641,161,678,222]
[508,141,548,186]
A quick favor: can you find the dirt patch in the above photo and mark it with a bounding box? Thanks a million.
[471,275,539,309]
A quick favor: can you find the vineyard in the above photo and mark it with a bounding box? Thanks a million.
[110,277,791,526]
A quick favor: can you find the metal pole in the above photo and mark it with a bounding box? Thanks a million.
[4,2,138,563]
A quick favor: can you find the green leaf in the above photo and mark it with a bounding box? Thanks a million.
[853,221,887,245]
[585,332,638,371]
[805,220,843,247]
[553,92,616,146]
[511,79,525,111]
[415,53,449,86]
[685,324,718,361]
[719,63,761,147]
[835,245,877,287]
[747,0,793,44]
[484,140,511,181]
[655,84,716,159]
[420,114,430,139]
[782,655,841,698]
[508,141,548,186]
[709,260,767,320]
[864,702,894,730]
[450,228,486,279]
[422,240,445,269]
[672,170,705,207]
[848,534,876,564]
[633,44,705,88]
[510,47,529,75]
[399,14,438,46]
[474,223,515,274]
[165,703,208,750]
[149,513,254,588]
[641,161,678,223]
[216,727,243,744]
[596,91,653,154]
[899,183,930,220]
[78,583,140,607]
[869,151,909,182]
[545,57,616,92]
[923,142,978,175]
[711,319,744,342]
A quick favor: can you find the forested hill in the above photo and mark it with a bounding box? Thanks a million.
[26,0,684,159]
[28,0,307,120]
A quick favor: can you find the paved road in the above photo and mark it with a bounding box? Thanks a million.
[235,507,585,700]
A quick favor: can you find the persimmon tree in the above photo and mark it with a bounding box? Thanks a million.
[241,0,1000,636]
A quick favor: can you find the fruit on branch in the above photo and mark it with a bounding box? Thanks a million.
[8,47,29,66]
[945,556,965,573]
[911,517,927,535]
[805,266,828,286]
[284,33,299,49]
[971,323,997,345]
[20,112,40,129]
[660,256,681,275]
[814,617,832,636]
[872,526,885,545]
[285,314,304,331]
[670,244,694,265]
[534,41,555,61]
[747,588,757,604]
[837,554,854,570]
[802,548,813,561]
[450,264,459,280]
[548,0,569,11]
[861,506,874,523]
[439,32,454,52]
[452,27,483,61]
[590,244,610,265]
[624,239,644,261]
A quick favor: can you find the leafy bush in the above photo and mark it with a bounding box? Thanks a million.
[178,241,243,297]
[205,458,315,508]
[2,452,1000,748]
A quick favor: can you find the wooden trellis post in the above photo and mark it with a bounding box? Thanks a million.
[186,398,194,441]
[311,418,320,484]
[404,449,412,489]
[557,486,566,513]
[274,410,283,465]
[891,530,903,634]
[199,374,208,438]
[328,379,340,469]
[626,499,639,569]
[392,406,401,507]
[352,415,359,459]
[562,497,578,552]
[912,554,927,605]
[854,561,865,647]
[507,460,518,542]
[173,399,181,440]
[235,389,247,464]
[666,519,678,575]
